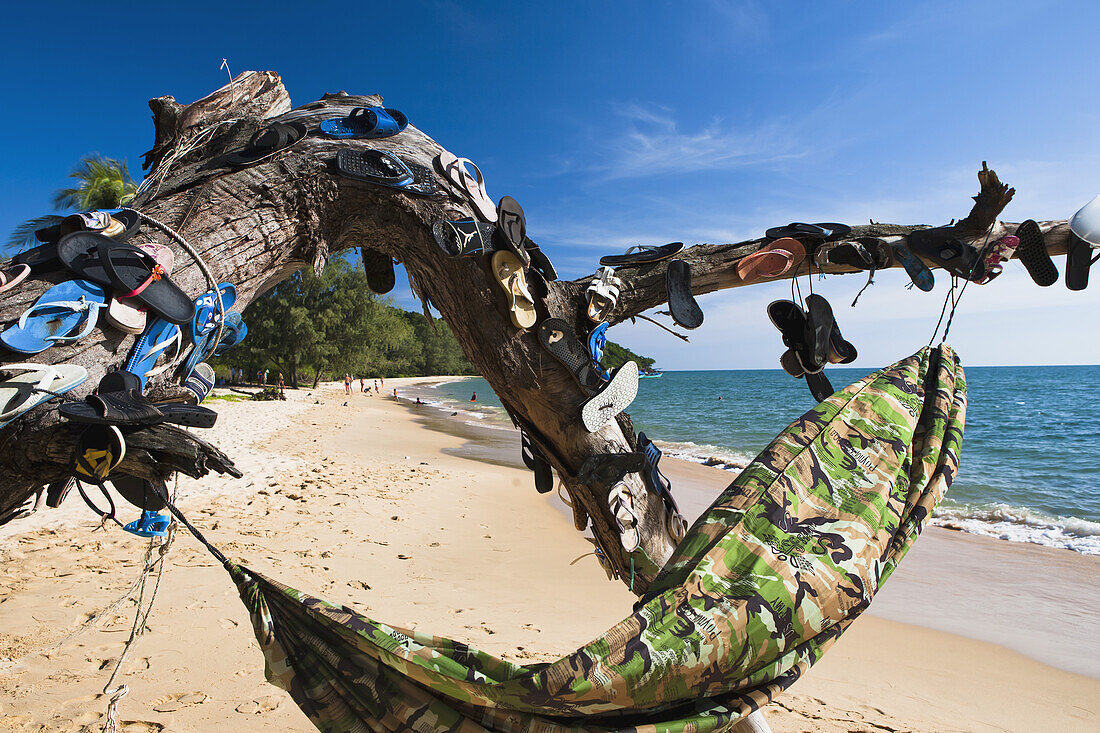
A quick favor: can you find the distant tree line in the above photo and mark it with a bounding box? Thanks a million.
[210,258,656,388]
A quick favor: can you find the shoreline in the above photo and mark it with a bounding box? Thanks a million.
[405,374,1100,557]
[0,381,1096,731]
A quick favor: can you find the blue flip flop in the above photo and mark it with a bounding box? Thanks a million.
[1,280,107,354]
[191,283,237,344]
[588,322,611,381]
[213,311,247,356]
[125,318,183,389]
[891,241,935,292]
[319,107,408,139]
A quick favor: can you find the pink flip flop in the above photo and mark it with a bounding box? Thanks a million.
[736,237,805,283]
[0,263,31,293]
[975,235,1020,284]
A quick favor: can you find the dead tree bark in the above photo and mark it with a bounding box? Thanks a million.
[0,71,1075,594]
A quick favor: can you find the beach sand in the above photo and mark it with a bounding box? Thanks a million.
[0,379,1097,731]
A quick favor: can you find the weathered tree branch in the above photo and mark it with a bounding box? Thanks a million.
[0,71,1076,595]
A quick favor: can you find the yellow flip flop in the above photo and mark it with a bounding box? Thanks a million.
[491,250,536,329]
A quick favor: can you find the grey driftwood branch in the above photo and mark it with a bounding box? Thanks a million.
[0,71,1073,599]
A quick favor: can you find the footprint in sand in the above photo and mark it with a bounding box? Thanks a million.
[151,691,208,713]
[235,695,282,714]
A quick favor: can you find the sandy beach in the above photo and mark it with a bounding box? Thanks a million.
[1,378,1097,732]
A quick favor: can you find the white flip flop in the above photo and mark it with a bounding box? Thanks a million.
[608,481,640,552]
[435,151,497,223]
[581,360,639,432]
[0,263,31,293]
[586,266,623,321]
[0,363,88,428]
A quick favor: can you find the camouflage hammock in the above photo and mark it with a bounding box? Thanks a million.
[174,345,965,732]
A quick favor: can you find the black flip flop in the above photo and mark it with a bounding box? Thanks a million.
[336,149,440,197]
[599,243,684,267]
[804,295,836,369]
[525,239,558,281]
[520,432,553,494]
[496,197,530,266]
[827,319,857,365]
[111,209,141,240]
[537,318,603,395]
[61,389,166,426]
[666,259,703,329]
[1013,220,1057,287]
[57,233,195,324]
[906,228,984,281]
[766,222,851,241]
[577,452,647,486]
[805,371,835,403]
[1065,232,1097,291]
[154,402,217,428]
[225,122,307,167]
[111,475,168,512]
[46,478,74,508]
[360,247,396,294]
[432,219,496,257]
[767,300,823,375]
[11,241,62,274]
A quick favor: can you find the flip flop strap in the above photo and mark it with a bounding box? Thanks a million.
[18,298,102,343]
[143,327,182,378]
[97,239,157,294]
[454,158,487,201]
[0,362,59,393]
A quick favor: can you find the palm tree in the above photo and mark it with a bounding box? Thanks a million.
[6,154,138,252]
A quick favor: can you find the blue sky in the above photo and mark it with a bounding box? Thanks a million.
[1,1,1097,368]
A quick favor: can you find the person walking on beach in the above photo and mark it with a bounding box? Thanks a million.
[360,377,365,393]
[277,372,285,398]
[258,370,265,388]
[393,388,397,399]
[373,379,378,392]
[344,374,352,395]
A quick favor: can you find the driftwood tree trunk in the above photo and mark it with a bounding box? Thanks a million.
[0,71,1075,595]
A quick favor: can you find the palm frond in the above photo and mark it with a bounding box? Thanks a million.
[5,214,62,256]
[51,154,137,211]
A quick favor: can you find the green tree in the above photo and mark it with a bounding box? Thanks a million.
[7,154,138,252]
[602,341,656,371]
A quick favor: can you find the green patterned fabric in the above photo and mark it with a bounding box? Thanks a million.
[225,346,966,732]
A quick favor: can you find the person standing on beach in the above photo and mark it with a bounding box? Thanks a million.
[258,370,265,387]
[360,377,365,393]
[277,372,285,398]
[344,374,352,395]
[393,388,397,399]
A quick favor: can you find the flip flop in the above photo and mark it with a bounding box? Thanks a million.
[0,363,87,428]
[57,233,195,324]
[123,510,171,538]
[580,361,639,433]
[826,318,857,365]
[495,196,531,266]
[637,432,688,542]
[599,242,684,268]
[112,476,168,512]
[588,321,611,381]
[804,294,836,368]
[975,235,1020,284]
[577,452,647,486]
[213,312,247,355]
[1,279,106,354]
[432,219,497,257]
[225,122,308,166]
[1070,194,1100,245]
[124,318,183,389]
[319,107,408,139]
[585,267,622,322]
[46,478,74,508]
[1065,232,1097,291]
[435,152,497,222]
[191,282,237,343]
[59,211,114,237]
[538,318,603,394]
[104,243,175,335]
[767,300,822,375]
[492,250,536,329]
[736,237,805,282]
[360,248,396,294]
[525,239,557,281]
[0,264,30,293]
[336,149,440,196]
[1014,220,1057,287]
[814,240,875,270]
[184,362,216,404]
[73,425,125,483]
[520,431,554,494]
[11,242,62,274]
[60,389,166,426]
[104,209,141,240]
[666,259,703,329]
[765,222,851,241]
[607,482,640,552]
[906,228,984,281]
[804,371,835,403]
[890,239,935,292]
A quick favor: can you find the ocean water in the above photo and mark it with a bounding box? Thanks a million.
[407,365,1100,555]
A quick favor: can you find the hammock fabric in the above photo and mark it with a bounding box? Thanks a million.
[201,345,965,732]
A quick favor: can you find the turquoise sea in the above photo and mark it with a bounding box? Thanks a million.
[407,365,1100,555]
